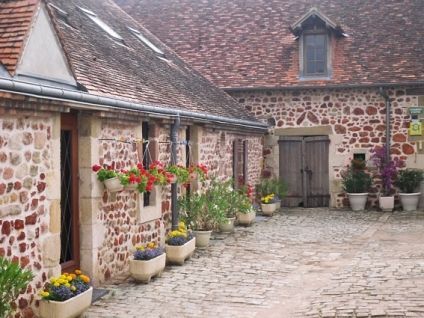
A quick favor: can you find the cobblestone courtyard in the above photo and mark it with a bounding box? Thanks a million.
[84,209,424,318]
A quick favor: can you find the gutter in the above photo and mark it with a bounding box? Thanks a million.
[0,77,268,132]
[223,81,424,93]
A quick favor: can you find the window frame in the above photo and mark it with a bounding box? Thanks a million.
[299,29,332,80]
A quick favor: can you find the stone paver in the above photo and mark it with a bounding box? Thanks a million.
[83,209,424,318]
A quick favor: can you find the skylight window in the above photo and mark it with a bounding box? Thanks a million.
[77,6,123,41]
[128,27,165,57]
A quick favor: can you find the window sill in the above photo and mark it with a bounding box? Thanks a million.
[137,186,162,223]
[299,76,331,81]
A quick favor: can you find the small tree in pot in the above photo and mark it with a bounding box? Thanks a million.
[341,159,372,211]
[371,146,404,211]
[396,169,424,211]
[178,180,226,247]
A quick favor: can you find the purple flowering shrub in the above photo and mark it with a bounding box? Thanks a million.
[371,145,404,195]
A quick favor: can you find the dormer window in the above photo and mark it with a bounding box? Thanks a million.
[291,7,347,80]
[304,32,327,76]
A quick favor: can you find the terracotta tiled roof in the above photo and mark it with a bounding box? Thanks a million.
[0,0,38,74]
[116,0,424,89]
[44,0,257,121]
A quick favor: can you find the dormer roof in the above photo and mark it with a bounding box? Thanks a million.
[290,7,346,37]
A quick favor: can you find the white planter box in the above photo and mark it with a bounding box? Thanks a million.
[129,253,166,283]
[219,217,236,233]
[104,177,123,192]
[399,192,421,212]
[379,196,394,212]
[236,211,256,226]
[166,237,196,265]
[39,287,93,318]
[193,230,212,247]
[261,203,277,216]
[347,193,368,211]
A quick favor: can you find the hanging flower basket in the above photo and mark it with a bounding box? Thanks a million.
[39,287,93,318]
[124,183,138,191]
[104,177,124,192]
[168,173,177,184]
[188,172,198,182]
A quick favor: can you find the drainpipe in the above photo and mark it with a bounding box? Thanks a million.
[379,87,391,194]
[170,115,180,230]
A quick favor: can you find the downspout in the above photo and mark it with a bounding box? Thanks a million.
[170,114,180,230]
[379,87,391,194]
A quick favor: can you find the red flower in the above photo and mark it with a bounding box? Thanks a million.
[92,164,102,172]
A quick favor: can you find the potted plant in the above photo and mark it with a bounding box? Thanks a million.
[0,257,33,318]
[165,222,196,265]
[39,270,92,318]
[396,169,424,211]
[166,165,190,184]
[217,179,237,233]
[371,146,403,212]
[129,242,165,283]
[178,181,226,247]
[92,164,122,192]
[236,184,256,226]
[341,159,372,211]
[256,178,287,211]
[260,193,278,216]
[119,167,141,191]
[188,163,208,182]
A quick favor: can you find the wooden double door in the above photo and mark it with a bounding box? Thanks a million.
[279,136,330,208]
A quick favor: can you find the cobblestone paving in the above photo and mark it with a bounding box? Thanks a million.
[83,209,424,318]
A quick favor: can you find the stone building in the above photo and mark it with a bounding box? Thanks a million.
[0,0,266,316]
[118,0,424,208]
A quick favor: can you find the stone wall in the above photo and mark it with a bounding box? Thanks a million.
[1,109,264,317]
[0,108,61,318]
[196,127,263,186]
[231,87,423,207]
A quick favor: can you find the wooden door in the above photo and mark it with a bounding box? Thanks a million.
[279,137,303,207]
[279,136,329,207]
[304,136,330,207]
[60,113,80,272]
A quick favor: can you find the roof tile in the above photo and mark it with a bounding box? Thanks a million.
[116,0,424,89]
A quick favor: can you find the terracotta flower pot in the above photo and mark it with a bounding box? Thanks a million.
[104,177,123,192]
[39,287,93,318]
[165,237,196,265]
[129,253,166,283]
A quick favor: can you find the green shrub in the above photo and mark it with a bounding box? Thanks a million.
[341,168,372,193]
[178,179,226,230]
[255,178,287,200]
[0,257,33,318]
[396,169,424,193]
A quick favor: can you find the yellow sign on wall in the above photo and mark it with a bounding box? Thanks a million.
[409,120,423,136]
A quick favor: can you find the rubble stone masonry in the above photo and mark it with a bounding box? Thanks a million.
[0,108,263,317]
[231,87,423,207]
